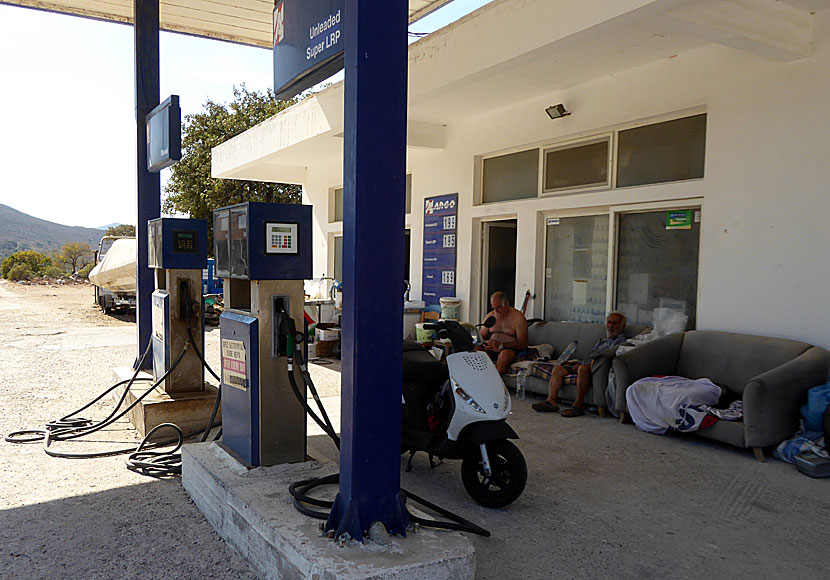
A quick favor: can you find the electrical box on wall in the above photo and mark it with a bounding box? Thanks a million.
[213,202,312,280]
[148,218,208,270]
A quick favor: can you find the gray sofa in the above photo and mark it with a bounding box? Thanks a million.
[503,320,647,416]
[612,330,830,460]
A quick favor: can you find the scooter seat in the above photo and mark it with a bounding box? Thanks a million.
[403,341,449,384]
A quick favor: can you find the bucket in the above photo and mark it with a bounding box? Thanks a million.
[415,322,433,342]
[439,297,462,320]
[403,311,421,340]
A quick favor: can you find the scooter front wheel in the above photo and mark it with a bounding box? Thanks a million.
[461,439,527,508]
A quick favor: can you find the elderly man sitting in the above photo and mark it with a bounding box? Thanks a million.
[532,312,627,417]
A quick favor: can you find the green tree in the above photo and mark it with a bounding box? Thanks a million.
[78,263,95,279]
[44,265,64,278]
[163,85,302,239]
[7,263,34,281]
[1,250,51,279]
[54,242,93,274]
[106,224,136,237]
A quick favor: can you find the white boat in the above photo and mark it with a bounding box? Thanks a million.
[89,237,137,294]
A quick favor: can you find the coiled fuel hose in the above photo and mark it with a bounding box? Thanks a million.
[280,316,490,538]
[5,317,223,477]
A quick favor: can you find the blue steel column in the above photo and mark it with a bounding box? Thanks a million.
[324,0,409,540]
[134,0,161,368]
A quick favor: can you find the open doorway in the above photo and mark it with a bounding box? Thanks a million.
[481,219,517,318]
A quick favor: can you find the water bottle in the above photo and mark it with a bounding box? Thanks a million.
[556,340,578,363]
[516,368,527,400]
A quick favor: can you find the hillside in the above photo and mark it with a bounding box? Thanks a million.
[0,204,108,262]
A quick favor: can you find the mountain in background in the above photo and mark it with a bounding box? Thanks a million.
[0,203,108,262]
[96,222,122,230]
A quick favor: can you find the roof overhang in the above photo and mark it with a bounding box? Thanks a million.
[0,0,456,47]
[213,0,830,183]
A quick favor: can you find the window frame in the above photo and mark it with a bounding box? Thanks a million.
[477,146,542,205]
[540,208,612,322]
[540,133,613,196]
[608,199,704,320]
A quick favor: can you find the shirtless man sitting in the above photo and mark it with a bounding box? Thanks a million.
[532,311,627,417]
[478,291,528,375]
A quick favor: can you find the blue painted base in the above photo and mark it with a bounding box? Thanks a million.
[324,490,409,542]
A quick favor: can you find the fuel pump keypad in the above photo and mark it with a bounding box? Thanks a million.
[265,222,299,254]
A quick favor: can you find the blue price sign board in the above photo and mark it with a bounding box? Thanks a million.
[273,0,344,100]
[421,194,458,305]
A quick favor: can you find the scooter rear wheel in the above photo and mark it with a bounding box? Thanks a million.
[461,439,527,508]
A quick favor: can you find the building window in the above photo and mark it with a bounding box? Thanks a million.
[331,188,344,223]
[616,114,706,188]
[614,209,700,328]
[543,137,610,193]
[333,235,343,282]
[482,149,539,203]
[543,215,609,322]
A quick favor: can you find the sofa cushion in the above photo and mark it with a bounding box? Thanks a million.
[527,321,648,361]
[675,331,812,398]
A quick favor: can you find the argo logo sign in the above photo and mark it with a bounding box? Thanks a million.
[424,198,456,215]
[273,2,285,47]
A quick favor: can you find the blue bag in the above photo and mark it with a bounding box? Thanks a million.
[801,382,830,432]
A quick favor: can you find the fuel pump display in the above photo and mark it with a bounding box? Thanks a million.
[214,202,312,467]
[148,218,208,394]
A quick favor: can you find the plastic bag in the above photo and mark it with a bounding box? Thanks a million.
[652,307,688,336]
[801,382,830,432]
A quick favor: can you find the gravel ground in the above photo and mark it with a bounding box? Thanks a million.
[3,280,829,580]
[0,281,260,580]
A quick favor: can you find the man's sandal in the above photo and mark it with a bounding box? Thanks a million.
[561,407,586,418]
[532,401,559,413]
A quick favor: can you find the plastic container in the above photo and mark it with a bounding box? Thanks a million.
[415,322,433,342]
[515,368,527,400]
[403,310,422,340]
[556,340,578,363]
[439,297,462,320]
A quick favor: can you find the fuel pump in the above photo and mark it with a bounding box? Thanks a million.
[213,202,312,467]
[147,218,208,393]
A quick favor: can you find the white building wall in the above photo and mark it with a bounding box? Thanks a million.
[302,12,830,349]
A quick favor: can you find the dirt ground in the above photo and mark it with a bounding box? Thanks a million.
[0,280,259,580]
[3,281,830,580]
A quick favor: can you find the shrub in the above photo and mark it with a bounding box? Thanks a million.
[1,250,51,279]
[44,265,65,279]
[78,263,95,279]
[7,263,34,281]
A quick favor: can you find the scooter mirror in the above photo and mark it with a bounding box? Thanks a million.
[482,316,496,329]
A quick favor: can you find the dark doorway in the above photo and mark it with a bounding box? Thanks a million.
[482,219,517,317]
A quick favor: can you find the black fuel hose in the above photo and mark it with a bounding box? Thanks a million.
[280,319,491,538]
[7,317,223,477]
[4,340,154,444]
[185,325,222,443]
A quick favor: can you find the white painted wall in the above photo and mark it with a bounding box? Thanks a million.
[300,12,830,349]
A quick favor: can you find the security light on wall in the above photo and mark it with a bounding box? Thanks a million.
[545,104,570,120]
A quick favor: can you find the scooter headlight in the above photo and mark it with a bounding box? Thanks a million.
[454,384,486,414]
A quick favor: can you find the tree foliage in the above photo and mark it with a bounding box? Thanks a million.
[54,242,93,274]
[163,85,302,225]
[7,264,34,281]
[106,224,136,237]
[1,250,52,279]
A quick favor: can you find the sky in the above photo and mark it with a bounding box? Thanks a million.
[0,1,491,229]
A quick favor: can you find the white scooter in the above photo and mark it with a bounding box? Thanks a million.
[401,318,527,507]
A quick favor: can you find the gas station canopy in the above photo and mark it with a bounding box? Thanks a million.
[0,0,455,47]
